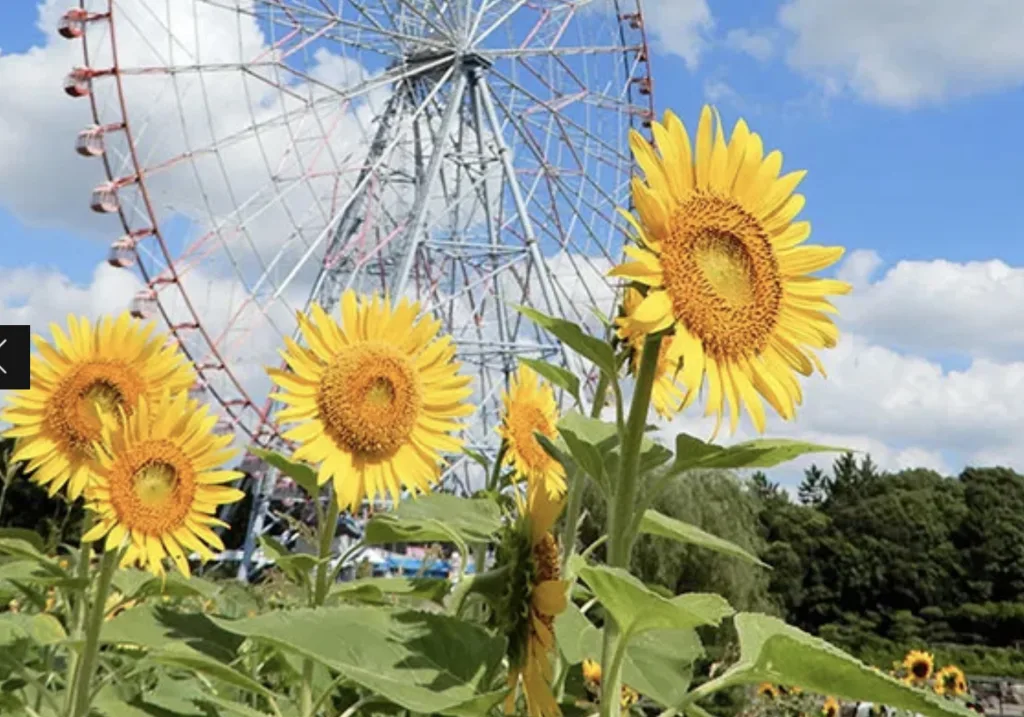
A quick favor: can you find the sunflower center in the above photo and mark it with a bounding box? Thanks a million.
[507,405,556,470]
[108,440,195,533]
[46,362,143,453]
[659,191,783,360]
[132,461,178,507]
[911,661,930,679]
[533,532,561,583]
[316,343,422,458]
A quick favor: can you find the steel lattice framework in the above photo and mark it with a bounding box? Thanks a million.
[59,0,655,574]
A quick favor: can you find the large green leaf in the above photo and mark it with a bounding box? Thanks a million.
[693,613,974,717]
[671,435,845,473]
[515,306,618,378]
[519,357,581,404]
[250,446,320,498]
[555,604,702,709]
[639,510,768,567]
[0,613,66,646]
[576,562,733,636]
[0,529,44,553]
[557,412,615,486]
[211,605,505,716]
[364,493,501,546]
[101,605,275,701]
[329,576,450,605]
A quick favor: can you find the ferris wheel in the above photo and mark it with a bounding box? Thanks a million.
[58,0,654,506]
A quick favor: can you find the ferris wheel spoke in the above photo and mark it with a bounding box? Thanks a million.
[278,64,459,304]
[485,82,624,258]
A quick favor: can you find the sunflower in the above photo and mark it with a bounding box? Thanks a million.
[617,288,687,418]
[268,292,473,512]
[822,696,840,717]
[903,650,934,682]
[81,392,244,577]
[1,314,194,500]
[610,106,851,435]
[580,657,640,708]
[499,485,569,717]
[621,686,640,709]
[757,683,779,699]
[934,665,967,696]
[497,364,566,498]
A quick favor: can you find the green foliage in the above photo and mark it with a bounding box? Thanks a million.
[364,492,502,549]
[211,605,507,715]
[695,613,974,716]
[639,509,767,567]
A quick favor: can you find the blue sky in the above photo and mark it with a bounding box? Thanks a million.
[6,1,1024,280]
[2,0,1024,482]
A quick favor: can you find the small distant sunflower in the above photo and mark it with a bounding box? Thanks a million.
[935,665,967,696]
[498,365,566,498]
[757,683,779,699]
[822,696,840,717]
[617,288,687,418]
[903,650,934,682]
[498,485,568,717]
[82,393,244,577]
[1,314,194,500]
[268,292,473,511]
[580,658,640,708]
[610,106,851,435]
[621,686,639,709]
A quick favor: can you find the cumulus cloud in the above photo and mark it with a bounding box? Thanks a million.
[838,250,1024,362]
[776,0,1024,107]
[641,0,714,69]
[725,28,777,62]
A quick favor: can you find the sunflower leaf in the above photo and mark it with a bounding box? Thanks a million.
[639,510,768,567]
[514,306,618,379]
[249,447,320,499]
[0,612,66,647]
[575,561,733,636]
[519,357,582,404]
[364,493,502,546]
[555,603,702,709]
[100,605,276,702]
[328,576,450,605]
[689,613,976,717]
[671,434,846,474]
[210,605,506,716]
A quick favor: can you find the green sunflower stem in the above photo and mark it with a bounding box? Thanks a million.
[301,489,341,716]
[68,544,119,717]
[62,514,94,715]
[599,333,661,717]
[608,332,662,569]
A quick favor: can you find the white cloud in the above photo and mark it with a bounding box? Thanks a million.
[838,250,1024,362]
[725,28,776,62]
[642,0,714,69]
[777,0,1024,107]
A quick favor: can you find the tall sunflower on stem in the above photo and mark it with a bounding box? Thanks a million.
[489,484,568,717]
[497,364,566,498]
[610,106,851,435]
[268,292,473,511]
[1,314,194,499]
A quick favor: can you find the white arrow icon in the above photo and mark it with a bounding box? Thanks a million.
[0,338,6,375]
